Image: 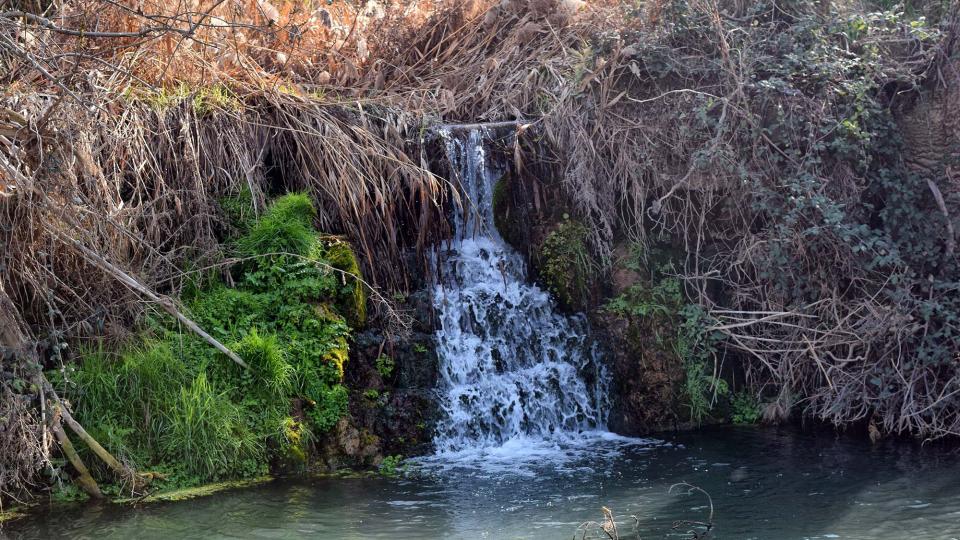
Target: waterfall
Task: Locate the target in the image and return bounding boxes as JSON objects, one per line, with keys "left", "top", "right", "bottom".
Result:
{"left": 430, "top": 127, "right": 609, "bottom": 456}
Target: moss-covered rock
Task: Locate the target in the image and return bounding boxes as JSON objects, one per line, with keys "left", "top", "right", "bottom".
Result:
{"left": 537, "top": 218, "right": 596, "bottom": 311}
{"left": 324, "top": 241, "right": 367, "bottom": 328}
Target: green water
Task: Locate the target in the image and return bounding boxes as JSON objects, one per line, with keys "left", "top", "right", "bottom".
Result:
{"left": 5, "top": 427, "right": 960, "bottom": 539}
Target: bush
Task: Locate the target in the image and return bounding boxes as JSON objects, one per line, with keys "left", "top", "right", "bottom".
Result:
{"left": 59, "top": 194, "right": 363, "bottom": 486}
{"left": 731, "top": 392, "right": 763, "bottom": 425}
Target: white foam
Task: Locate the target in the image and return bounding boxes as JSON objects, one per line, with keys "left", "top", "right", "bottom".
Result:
{"left": 430, "top": 128, "right": 612, "bottom": 460}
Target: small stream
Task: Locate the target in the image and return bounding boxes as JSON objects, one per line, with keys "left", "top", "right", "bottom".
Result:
{"left": 6, "top": 427, "right": 960, "bottom": 539}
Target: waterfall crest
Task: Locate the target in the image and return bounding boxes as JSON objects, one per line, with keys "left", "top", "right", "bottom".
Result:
{"left": 431, "top": 127, "right": 609, "bottom": 455}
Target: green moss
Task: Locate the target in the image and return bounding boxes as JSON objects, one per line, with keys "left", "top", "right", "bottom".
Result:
{"left": 324, "top": 241, "right": 367, "bottom": 328}
{"left": 122, "top": 476, "right": 272, "bottom": 503}
{"left": 538, "top": 218, "right": 596, "bottom": 310}
{"left": 0, "top": 507, "right": 27, "bottom": 523}
{"left": 492, "top": 176, "right": 510, "bottom": 237}
{"left": 58, "top": 194, "right": 358, "bottom": 490}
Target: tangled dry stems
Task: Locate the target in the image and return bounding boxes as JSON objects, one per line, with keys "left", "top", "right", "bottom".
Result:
{"left": 1, "top": 0, "right": 959, "bottom": 499}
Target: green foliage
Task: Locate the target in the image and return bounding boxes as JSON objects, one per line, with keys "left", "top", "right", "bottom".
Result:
{"left": 378, "top": 454, "right": 404, "bottom": 477}
{"left": 677, "top": 305, "right": 729, "bottom": 425}
{"left": 731, "top": 392, "right": 762, "bottom": 425}
{"left": 231, "top": 330, "right": 293, "bottom": 396}
{"left": 237, "top": 192, "right": 317, "bottom": 257}
{"left": 59, "top": 194, "right": 362, "bottom": 486}
{"left": 606, "top": 273, "right": 683, "bottom": 320}
{"left": 375, "top": 354, "right": 395, "bottom": 379}
{"left": 306, "top": 383, "right": 349, "bottom": 432}
{"left": 602, "top": 247, "right": 730, "bottom": 424}
{"left": 51, "top": 482, "right": 89, "bottom": 504}
{"left": 161, "top": 373, "right": 264, "bottom": 479}
{"left": 539, "top": 217, "right": 597, "bottom": 309}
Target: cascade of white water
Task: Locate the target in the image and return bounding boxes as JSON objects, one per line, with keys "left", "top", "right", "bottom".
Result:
{"left": 431, "top": 127, "right": 609, "bottom": 454}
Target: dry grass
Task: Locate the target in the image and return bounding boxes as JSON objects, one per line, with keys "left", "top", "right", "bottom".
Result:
{"left": 2, "top": 0, "right": 958, "bottom": 501}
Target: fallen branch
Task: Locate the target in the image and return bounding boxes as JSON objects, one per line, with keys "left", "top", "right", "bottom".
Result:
{"left": 49, "top": 407, "right": 102, "bottom": 499}
{"left": 57, "top": 234, "right": 249, "bottom": 370}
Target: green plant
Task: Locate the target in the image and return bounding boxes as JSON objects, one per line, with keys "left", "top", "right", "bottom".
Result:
{"left": 161, "top": 373, "right": 264, "bottom": 480}
{"left": 59, "top": 194, "right": 361, "bottom": 488}
{"left": 731, "top": 392, "right": 762, "bottom": 425}
{"left": 375, "top": 354, "right": 395, "bottom": 379}
{"left": 677, "top": 305, "right": 729, "bottom": 424}
{"left": 51, "top": 482, "right": 89, "bottom": 504}
{"left": 237, "top": 192, "right": 317, "bottom": 257}
{"left": 231, "top": 330, "right": 293, "bottom": 397}
{"left": 363, "top": 389, "right": 381, "bottom": 401}
{"left": 378, "top": 454, "right": 404, "bottom": 477}
{"left": 606, "top": 273, "right": 682, "bottom": 320}
{"left": 413, "top": 343, "right": 428, "bottom": 354}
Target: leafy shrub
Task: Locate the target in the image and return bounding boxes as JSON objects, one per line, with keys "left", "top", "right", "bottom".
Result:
{"left": 59, "top": 194, "right": 363, "bottom": 486}
{"left": 375, "top": 354, "right": 395, "bottom": 379}
{"left": 731, "top": 392, "right": 762, "bottom": 425}
{"left": 378, "top": 454, "right": 404, "bottom": 477}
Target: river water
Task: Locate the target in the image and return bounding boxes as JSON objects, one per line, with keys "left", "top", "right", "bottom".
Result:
{"left": 6, "top": 426, "right": 960, "bottom": 539}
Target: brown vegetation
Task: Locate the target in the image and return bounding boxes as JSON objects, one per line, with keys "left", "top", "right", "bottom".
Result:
{"left": 1, "top": 0, "right": 959, "bottom": 501}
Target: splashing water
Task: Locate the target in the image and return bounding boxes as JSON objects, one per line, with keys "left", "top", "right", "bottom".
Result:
{"left": 428, "top": 127, "right": 613, "bottom": 464}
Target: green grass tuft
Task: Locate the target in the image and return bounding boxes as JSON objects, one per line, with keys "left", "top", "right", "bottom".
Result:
{"left": 58, "top": 193, "right": 366, "bottom": 489}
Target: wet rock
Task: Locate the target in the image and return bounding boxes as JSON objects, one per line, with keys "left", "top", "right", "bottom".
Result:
{"left": 327, "top": 276, "right": 440, "bottom": 466}
{"left": 591, "top": 310, "right": 685, "bottom": 435}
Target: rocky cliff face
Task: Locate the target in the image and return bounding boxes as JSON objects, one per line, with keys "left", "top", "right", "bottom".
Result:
{"left": 317, "top": 267, "right": 440, "bottom": 469}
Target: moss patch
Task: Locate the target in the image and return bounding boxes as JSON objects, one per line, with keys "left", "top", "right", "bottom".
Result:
{"left": 117, "top": 476, "right": 272, "bottom": 504}
{"left": 0, "top": 507, "right": 27, "bottom": 524}
{"left": 538, "top": 218, "right": 596, "bottom": 310}
{"left": 325, "top": 241, "right": 367, "bottom": 328}
{"left": 54, "top": 194, "right": 365, "bottom": 491}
